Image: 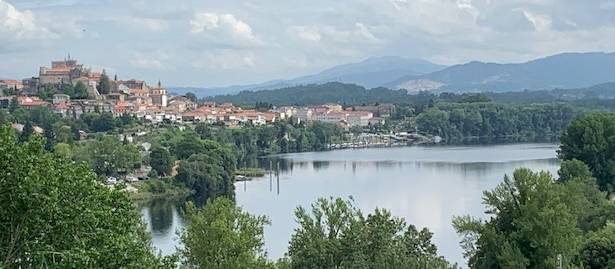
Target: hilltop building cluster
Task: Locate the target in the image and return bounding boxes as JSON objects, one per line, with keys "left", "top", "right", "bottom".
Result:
{"left": 0, "top": 57, "right": 394, "bottom": 127}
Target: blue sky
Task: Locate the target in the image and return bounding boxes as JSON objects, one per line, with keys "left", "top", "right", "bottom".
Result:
{"left": 2, "top": 0, "right": 615, "bottom": 87}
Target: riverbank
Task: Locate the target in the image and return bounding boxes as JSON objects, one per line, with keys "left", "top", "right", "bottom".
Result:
{"left": 130, "top": 179, "right": 193, "bottom": 202}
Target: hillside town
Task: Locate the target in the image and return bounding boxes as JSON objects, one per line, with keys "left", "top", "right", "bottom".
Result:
{"left": 0, "top": 57, "right": 393, "bottom": 128}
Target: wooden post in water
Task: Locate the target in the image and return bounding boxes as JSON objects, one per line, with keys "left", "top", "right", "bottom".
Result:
{"left": 269, "top": 160, "right": 273, "bottom": 192}
{"left": 244, "top": 160, "right": 247, "bottom": 192}
{"left": 276, "top": 161, "right": 280, "bottom": 195}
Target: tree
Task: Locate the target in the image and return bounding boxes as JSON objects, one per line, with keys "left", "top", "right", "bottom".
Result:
{"left": 453, "top": 169, "right": 582, "bottom": 269}
{"left": 179, "top": 198, "right": 273, "bottom": 269}
{"left": 72, "top": 81, "right": 89, "bottom": 99}
{"left": 97, "top": 72, "right": 111, "bottom": 94}
{"left": 72, "top": 136, "right": 142, "bottom": 176}
{"left": 558, "top": 159, "right": 594, "bottom": 183}
{"left": 8, "top": 96, "right": 19, "bottom": 112}
{"left": 19, "top": 121, "right": 33, "bottom": 143}
{"left": 580, "top": 223, "right": 615, "bottom": 269}
{"left": 0, "top": 125, "right": 174, "bottom": 268}
{"left": 176, "top": 153, "right": 235, "bottom": 201}
{"left": 287, "top": 197, "right": 454, "bottom": 269}
{"left": 185, "top": 92, "right": 197, "bottom": 103}
{"left": 558, "top": 160, "right": 615, "bottom": 233}
{"left": 171, "top": 133, "right": 206, "bottom": 160}
{"left": 560, "top": 113, "right": 615, "bottom": 191}
{"left": 150, "top": 146, "right": 173, "bottom": 176}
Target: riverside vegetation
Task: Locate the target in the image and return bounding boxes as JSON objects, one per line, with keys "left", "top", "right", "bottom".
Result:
{"left": 3, "top": 112, "right": 615, "bottom": 268}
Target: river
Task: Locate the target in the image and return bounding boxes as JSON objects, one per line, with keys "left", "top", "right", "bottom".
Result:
{"left": 141, "top": 143, "right": 560, "bottom": 266}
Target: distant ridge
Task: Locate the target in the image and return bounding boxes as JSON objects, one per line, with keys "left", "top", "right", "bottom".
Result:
{"left": 170, "top": 56, "right": 444, "bottom": 97}
{"left": 171, "top": 52, "right": 615, "bottom": 97}
{"left": 387, "top": 52, "right": 615, "bottom": 92}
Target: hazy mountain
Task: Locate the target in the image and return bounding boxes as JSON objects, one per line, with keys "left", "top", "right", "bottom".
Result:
{"left": 387, "top": 52, "right": 615, "bottom": 93}
{"left": 290, "top": 56, "right": 444, "bottom": 88}
{"left": 170, "top": 56, "right": 444, "bottom": 97}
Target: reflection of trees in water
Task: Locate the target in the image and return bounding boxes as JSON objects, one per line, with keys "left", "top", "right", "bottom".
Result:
{"left": 256, "top": 157, "right": 294, "bottom": 173}
{"left": 253, "top": 157, "right": 560, "bottom": 180}
{"left": 414, "top": 159, "right": 561, "bottom": 179}
{"left": 147, "top": 199, "right": 175, "bottom": 233}
{"left": 312, "top": 161, "right": 330, "bottom": 171}
{"left": 451, "top": 136, "right": 558, "bottom": 145}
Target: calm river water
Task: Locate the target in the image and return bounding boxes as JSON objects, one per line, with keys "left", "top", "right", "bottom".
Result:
{"left": 141, "top": 143, "right": 560, "bottom": 265}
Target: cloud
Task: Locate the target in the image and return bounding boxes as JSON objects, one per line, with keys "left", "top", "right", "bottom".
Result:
{"left": 107, "top": 16, "right": 169, "bottom": 32}
{"left": 0, "top": 0, "right": 55, "bottom": 40}
{"left": 192, "top": 50, "right": 255, "bottom": 70}
{"left": 130, "top": 51, "right": 172, "bottom": 70}
{"left": 290, "top": 23, "right": 379, "bottom": 44}
{"left": 190, "top": 12, "right": 263, "bottom": 47}
{"left": 5, "top": 0, "right": 615, "bottom": 86}
{"left": 520, "top": 10, "right": 552, "bottom": 32}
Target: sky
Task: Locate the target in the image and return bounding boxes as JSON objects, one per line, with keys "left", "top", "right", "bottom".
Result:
{"left": 2, "top": 0, "right": 615, "bottom": 87}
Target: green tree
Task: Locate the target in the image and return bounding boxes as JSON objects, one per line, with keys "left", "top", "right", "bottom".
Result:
{"left": 185, "top": 92, "right": 197, "bottom": 103}
{"left": 558, "top": 159, "right": 594, "bottom": 183}
{"left": 150, "top": 146, "right": 173, "bottom": 176}
{"left": 72, "top": 81, "right": 89, "bottom": 99}
{"left": 0, "top": 125, "right": 174, "bottom": 268}
{"left": 453, "top": 169, "right": 582, "bottom": 269}
{"left": 580, "top": 223, "right": 615, "bottom": 269}
{"left": 97, "top": 72, "right": 111, "bottom": 94}
{"left": 19, "top": 121, "right": 33, "bottom": 143}
{"left": 8, "top": 96, "right": 19, "bottom": 112}
{"left": 73, "top": 136, "right": 142, "bottom": 176}
{"left": 171, "top": 133, "right": 206, "bottom": 160}
{"left": 179, "top": 198, "right": 273, "bottom": 269}
{"left": 559, "top": 113, "right": 615, "bottom": 191}
{"left": 287, "top": 197, "right": 454, "bottom": 269}
{"left": 558, "top": 160, "right": 615, "bottom": 233}
{"left": 176, "top": 153, "right": 235, "bottom": 201}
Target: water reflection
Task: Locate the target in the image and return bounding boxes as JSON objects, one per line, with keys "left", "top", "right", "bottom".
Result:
{"left": 141, "top": 199, "right": 186, "bottom": 255}
{"left": 142, "top": 143, "right": 561, "bottom": 265}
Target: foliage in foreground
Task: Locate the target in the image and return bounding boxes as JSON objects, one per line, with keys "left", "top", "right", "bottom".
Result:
{"left": 560, "top": 113, "right": 615, "bottom": 191}
{"left": 454, "top": 164, "right": 615, "bottom": 269}
{"left": 0, "top": 125, "right": 173, "bottom": 268}
{"left": 179, "top": 198, "right": 274, "bottom": 269}
{"left": 286, "top": 197, "right": 455, "bottom": 269}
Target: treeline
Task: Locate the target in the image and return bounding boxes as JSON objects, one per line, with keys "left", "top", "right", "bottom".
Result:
{"left": 1, "top": 106, "right": 138, "bottom": 140}
{"left": 416, "top": 102, "right": 577, "bottom": 141}
{"left": 151, "top": 120, "right": 344, "bottom": 166}
{"left": 208, "top": 81, "right": 615, "bottom": 107}
{"left": 209, "top": 82, "right": 417, "bottom": 106}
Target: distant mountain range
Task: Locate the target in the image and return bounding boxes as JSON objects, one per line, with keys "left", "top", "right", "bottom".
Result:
{"left": 387, "top": 52, "right": 615, "bottom": 92}
{"left": 170, "top": 52, "right": 615, "bottom": 97}
{"left": 169, "top": 56, "right": 444, "bottom": 97}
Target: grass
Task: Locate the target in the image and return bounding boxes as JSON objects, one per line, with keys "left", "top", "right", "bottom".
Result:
{"left": 236, "top": 167, "right": 267, "bottom": 177}
{"left": 130, "top": 178, "right": 192, "bottom": 202}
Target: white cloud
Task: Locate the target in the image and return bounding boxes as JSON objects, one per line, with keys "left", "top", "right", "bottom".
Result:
{"left": 130, "top": 17, "right": 169, "bottom": 32}
{"left": 192, "top": 50, "right": 256, "bottom": 70}
{"left": 190, "top": 12, "right": 262, "bottom": 47}
{"left": 290, "top": 23, "right": 379, "bottom": 44}
{"left": 292, "top": 26, "right": 322, "bottom": 42}
{"left": 0, "top": 0, "right": 55, "bottom": 40}
{"left": 521, "top": 10, "right": 552, "bottom": 32}
{"left": 130, "top": 51, "right": 171, "bottom": 70}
